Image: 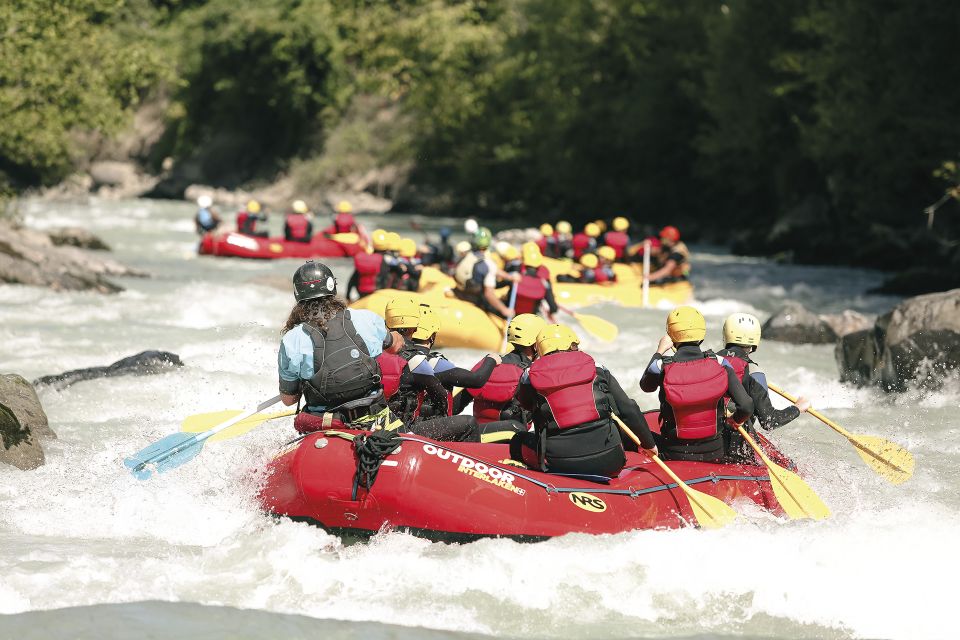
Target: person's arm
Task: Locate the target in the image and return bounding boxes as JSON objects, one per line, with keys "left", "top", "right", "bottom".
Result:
{"left": 434, "top": 354, "right": 500, "bottom": 389}
{"left": 604, "top": 369, "right": 656, "bottom": 451}
{"left": 485, "top": 286, "right": 513, "bottom": 316}
{"left": 639, "top": 337, "right": 672, "bottom": 392}
{"left": 746, "top": 370, "right": 804, "bottom": 430}
{"left": 277, "top": 331, "right": 308, "bottom": 406}
{"left": 346, "top": 271, "right": 359, "bottom": 300}
{"left": 723, "top": 365, "right": 753, "bottom": 424}
{"left": 543, "top": 280, "right": 559, "bottom": 314}
{"left": 647, "top": 259, "right": 677, "bottom": 282}
{"left": 413, "top": 372, "right": 450, "bottom": 412}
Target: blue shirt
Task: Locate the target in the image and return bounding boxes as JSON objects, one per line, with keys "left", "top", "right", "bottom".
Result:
{"left": 277, "top": 309, "right": 388, "bottom": 410}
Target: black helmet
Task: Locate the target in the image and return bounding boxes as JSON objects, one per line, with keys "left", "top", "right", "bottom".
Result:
{"left": 293, "top": 260, "right": 337, "bottom": 301}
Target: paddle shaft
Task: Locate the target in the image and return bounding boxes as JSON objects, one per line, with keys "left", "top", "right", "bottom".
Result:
{"left": 642, "top": 239, "right": 651, "bottom": 307}
{"left": 501, "top": 282, "right": 518, "bottom": 352}
{"left": 767, "top": 382, "right": 912, "bottom": 475}
{"left": 135, "top": 395, "right": 281, "bottom": 471}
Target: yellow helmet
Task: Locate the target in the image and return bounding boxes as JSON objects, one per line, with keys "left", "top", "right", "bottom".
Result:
{"left": 584, "top": 222, "right": 600, "bottom": 238}
{"left": 398, "top": 238, "right": 417, "bottom": 258}
{"left": 507, "top": 313, "right": 547, "bottom": 347}
{"left": 247, "top": 200, "right": 261, "bottom": 214}
{"left": 385, "top": 297, "right": 420, "bottom": 330}
{"left": 455, "top": 240, "right": 472, "bottom": 255}
{"left": 490, "top": 252, "right": 505, "bottom": 269}
{"left": 536, "top": 324, "right": 579, "bottom": 356}
{"left": 539, "top": 223, "right": 554, "bottom": 237}
{"left": 580, "top": 254, "right": 598, "bottom": 269}
{"left": 335, "top": 200, "right": 353, "bottom": 213}
{"left": 292, "top": 200, "right": 308, "bottom": 214}
{"left": 666, "top": 306, "right": 706, "bottom": 344}
{"left": 597, "top": 246, "right": 616, "bottom": 262}
{"left": 556, "top": 220, "right": 572, "bottom": 235}
{"left": 723, "top": 312, "right": 762, "bottom": 348}
{"left": 386, "top": 232, "right": 401, "bottom": 252}
{"left": 412, "top": 304, "right": 441, "bottom": 340}
{"left": 370, "top": 228, "right": 389, "bottom": 251}
{"left": 594, "top": 219, "right": 607, "bottom": 233}
{"left": 502, "top": 244, "right": 520, "bottom": 261}
{"left": 612, "top": 216, "right": 629, "bottom": 232}
{"left": 521, "top": 241, "right": 543, "bottom": 268}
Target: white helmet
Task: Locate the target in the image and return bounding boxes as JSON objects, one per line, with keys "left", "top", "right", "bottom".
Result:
{"left": 464, "top": 218, "right": 479, "bottom": 234}
{"left": 197, "top": 195, "right": 213, "bottom": 208}
{"left": 722, "top": 312, "right": 762, "bottom": 348}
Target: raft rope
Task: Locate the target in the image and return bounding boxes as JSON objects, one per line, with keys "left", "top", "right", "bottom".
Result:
{"left": 351, "top": 430, "right": 403, "bottom": 500}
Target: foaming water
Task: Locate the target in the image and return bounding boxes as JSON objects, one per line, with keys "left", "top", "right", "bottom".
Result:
{"left": 1, "top": 199, "right": 954, "bottom": 640}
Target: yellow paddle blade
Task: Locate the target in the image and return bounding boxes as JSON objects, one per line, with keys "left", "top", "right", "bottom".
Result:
{"left": 572, "top": 312, "right": 618, "bottom": 342}
{"left": 848, "top": 433, "right": 915, "bottom": 485}
{"left": 329, "top": 232, "right": 359, "bottom": 244}
{"left": 181, "top": 409, "right": 295, "bottom": 442}
{"left": 675, "top": 478, "right": 739, "bottom": 529}
{"left": 737, "top": 425, "right": 830, "bottom": 520}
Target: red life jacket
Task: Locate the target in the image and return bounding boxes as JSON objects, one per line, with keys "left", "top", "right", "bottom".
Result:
{"left": 571, "top": 233, "right": 591, "bottom": 258}
{"left": 236, "top": 212, "right": 250, "bottom": 234}
{"left": 353, "top": 252, "right": 384, "bottom": 295}
{"left": 376, "top": 351, "right": 406, "bottom": 399}
{"left": 594, "top": 266, "right": 610, "bottom": 283}
{"left": 335, "top": 213, "right": 355, "bottom": 233}
{"left": 286, "top": 213, "right": 310, "bottom": 240}
{"left": 527, "top": 351, "right": 604, "bottom": 429}
{"left": 514, "top": 270, "right": 547, "bottom": 314}
{"left": 725, "top": 353, "right": 749, "bottom": 383}
{"left": 604, "top": 231, "right": 629, "bottom": 259}
{"left": 661, "top": 354, "right": 729, "bottom": 440}
{"left": 471, "top": 361, "right": 524, "bottom": 424}
{"left": 535, "top": 236, "right": 548, "bottom": 254}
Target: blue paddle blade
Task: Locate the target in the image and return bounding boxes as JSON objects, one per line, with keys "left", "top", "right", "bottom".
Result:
{"left": 124, "top": 432, "right": 204, "bottom": 480}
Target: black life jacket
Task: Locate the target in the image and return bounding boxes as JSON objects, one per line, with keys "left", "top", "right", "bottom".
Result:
{"left": 300, "top": 310, "right": 382, "bottom": 408}
{"left": 390, "top": 344, "right": 429, "bottom": 422}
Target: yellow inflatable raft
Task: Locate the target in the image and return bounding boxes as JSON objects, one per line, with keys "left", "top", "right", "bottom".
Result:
{"left": 350, "top": 288, "right": 506, "bottom": 352}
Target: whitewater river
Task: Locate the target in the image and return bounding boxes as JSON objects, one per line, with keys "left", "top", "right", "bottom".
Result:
{"left": 1, "top": 199, "right": 955, "bottom": 639}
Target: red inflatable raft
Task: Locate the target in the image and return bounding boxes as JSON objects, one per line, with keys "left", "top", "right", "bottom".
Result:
{"left": 258, "top": 421, "right": 796, "bottom": 541}
{"left": 199, "top": 231, "right": 362, "bottom": 259}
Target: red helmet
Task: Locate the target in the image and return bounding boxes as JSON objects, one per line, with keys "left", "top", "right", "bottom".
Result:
{"left": 659, "top": 225, "right": 680, "bottom": 242}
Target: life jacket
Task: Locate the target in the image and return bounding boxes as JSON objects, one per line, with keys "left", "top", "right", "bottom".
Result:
{"left": 661, "top": 353, "right": 728, "bottom": 440}
{"left": 471, "top": 359, "right": 526, "bottom": 424}
{"left": 722, "top": 352, "right": 749, "bottom": 383}
{"left": 514, "top": 268, "right": 547, "bottom": 314}
{"left": 604, "top": 231, "right": 629, "bottom": 259}
{"left": 535, "top": 236, "right": 548, "bottom": 254}
{"left": 666, "top": 241, "right": 691, "bottom": 277}
{"left": 236, "top": 211, "right": 251, "bottom": 234}
{"left": 454, "top": 251, "right": 488, "bottom": 294}
{"left": 390, "top": 344, "right": 429, "bottom": 421}
{"left": 594, "top": 266, "right": 610, "bottom": 283}
{"left": 353, "top": 252, "right": 385, "bottom": 295}
{"left": 421, "top": 353, "right": 456, "bottom": 418}
{"left": 300, "top": 310, "right": 382, "bottom": 408}
{"left": 571, "top": 233, "right": 592, "bottom": 259}
{"left": 527, "top": 351, "right": 608, "bottom": 429}
{"left": 335, "top": 213, "right": 355, "bottom": 233}
{"left": 376, "top": 351, "right": 406, "bottom": 400}
{"left": 285, "top": 213, "right": 310, "bottom": 241}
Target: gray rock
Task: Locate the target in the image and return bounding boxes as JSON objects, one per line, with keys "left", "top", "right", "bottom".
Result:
{"left": 0, "top": 374, "right": 54, "bottom": 470}
{"left": 762, "top": 302, "right": 838, "bottom": 344}
{"left": 89, "top": 161, "right": 138, "bottom": 187}
{"left": 47, "top": 227, "right": 111, "bottom": 251}
{"left": 0, "top": 220, "right": 145, "bottom": 293}
{"left": 835, "top": 288, "right": 960, "bottom": 391}
{"left": 821, "top": 310, "right": 874, "bottom": 338}
{"left": 494, "top": 228, "right": 542, "bottom": 244}
{"left": 33, "top": 350, "right": 183, "bottom": 391}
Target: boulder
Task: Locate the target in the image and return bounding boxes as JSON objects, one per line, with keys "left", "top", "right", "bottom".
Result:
{"left": 33, "top": 350, "right": 183, "bottom": 391}
{"left": 0, "top": 374, "right": 54, "bottom": 470}
{"left": 47, "top": 227, "right": 111, "bottom": 251}
{"left": 0, "top": 220, "right": 145, "bottom": 293}
{"left": 835, "top": 288, "right": 960, "bottom": 391}
{"left": 89, "top": 161, "right": 138, "bottom": 187}
{"left": 762, "top": 302, "right": 838, "bottom": 344}
{"left": 820, "top": 310, "right": 875, "bottom": 338}
{"left": 495, "top": 228, "right": 542, "bottom": 245}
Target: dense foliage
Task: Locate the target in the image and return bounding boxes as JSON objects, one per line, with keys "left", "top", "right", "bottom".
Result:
{"left": 3, "top": 0, "right": 959, "bottom": 279}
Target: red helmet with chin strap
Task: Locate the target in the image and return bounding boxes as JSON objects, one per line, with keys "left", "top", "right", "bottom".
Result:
{"left": 659, "top": 226, "right": 680, "bottom": 243}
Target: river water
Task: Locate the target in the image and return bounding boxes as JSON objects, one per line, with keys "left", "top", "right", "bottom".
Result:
{"left": 0, "top": 199, "right": 955, "bottom": 639}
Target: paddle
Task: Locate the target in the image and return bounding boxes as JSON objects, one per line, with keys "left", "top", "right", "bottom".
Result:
{"left": 181, "top": 408, "right": 296, "bottom": 442}
{"left": 768, "top": 383, "right": 914, "bottom": 485}
{"left": 501, "top": 282, "right": 518, "bottom": 353}
{"left": 124, "top": 395, "right": 282, "bottom": 480}
{"left": 612, "top": 415, "right": 737, "bottom": 529}
{"left": 557, "top": 304, "right": 618, "bottom": 342}
{"left": 328, "top": 232, "right": 360, "bottom": 244}
{"left": 733, "top": 423, "right": 830, "bottom": 520}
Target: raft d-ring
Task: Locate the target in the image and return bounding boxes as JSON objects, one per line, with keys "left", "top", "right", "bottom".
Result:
{"left": 545, "top": 483, "right": 558, "bottom": 494}
{"left": 627, "top": 485, "right": 639, "bottom": 499}
{"left": 708, "top": 473, "right": 720, "bottom": 484}
{"left": 344, "top": 512, "right": 358, "bottom": 521}
{"left": 314, "top": 438, "right": 328, "bottom": 449}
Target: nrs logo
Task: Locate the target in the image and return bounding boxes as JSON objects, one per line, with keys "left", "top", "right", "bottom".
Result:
{"left": 569, "top": 492, "right": 607, "bottom": 513}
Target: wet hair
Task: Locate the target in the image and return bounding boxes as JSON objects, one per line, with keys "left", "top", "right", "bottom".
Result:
{"left": 281, "top": 296, "right": 347, "bottom": 334}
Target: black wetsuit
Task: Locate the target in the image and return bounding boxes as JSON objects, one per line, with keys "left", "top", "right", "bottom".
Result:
{"left": 639, "top": 344, "right": 754, "bottom": 462}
